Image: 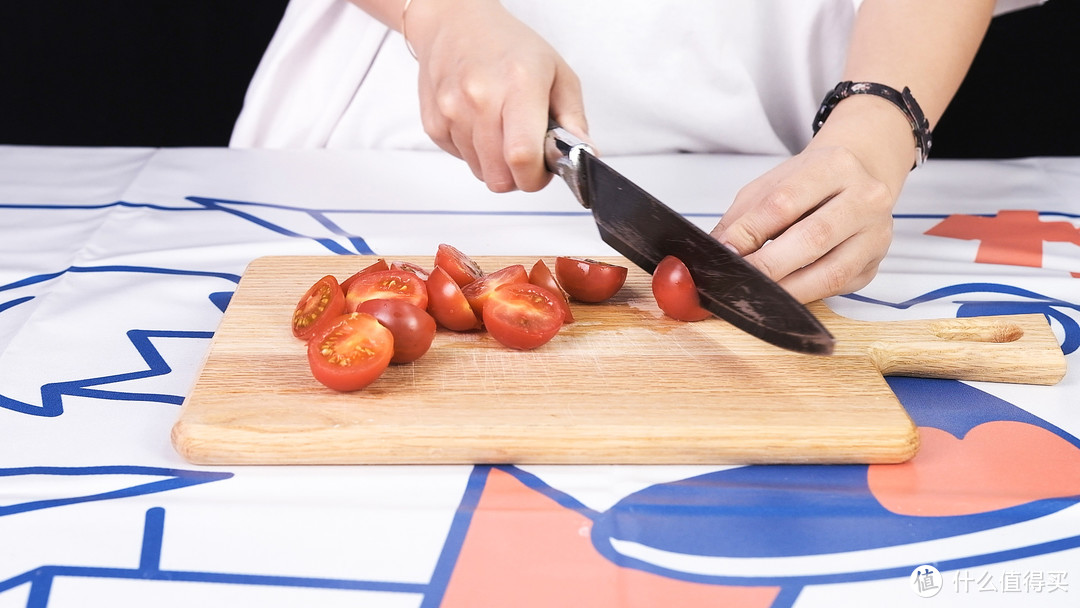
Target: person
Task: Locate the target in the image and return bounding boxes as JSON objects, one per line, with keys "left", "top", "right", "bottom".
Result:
{"left": 231, "top": 0, "right": 1042, "bottom": 303}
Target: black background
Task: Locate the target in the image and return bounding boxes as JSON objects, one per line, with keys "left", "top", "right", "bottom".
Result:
{"left": 1, "top": 0, "right": 1076, "bottom": 157}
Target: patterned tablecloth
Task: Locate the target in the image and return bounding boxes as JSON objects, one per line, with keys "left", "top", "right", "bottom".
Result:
{"left": 1, "top": 145, "right": 1077, "bottom": 607}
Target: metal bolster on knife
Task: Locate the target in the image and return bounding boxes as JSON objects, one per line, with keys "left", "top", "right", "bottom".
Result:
{"left": 544, "top": 123, "right": 593, "bottom": 209}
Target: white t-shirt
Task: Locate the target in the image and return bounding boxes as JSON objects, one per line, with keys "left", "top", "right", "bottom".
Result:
{"left": 231, "top": 0, "right": 1042, "bottom": 156}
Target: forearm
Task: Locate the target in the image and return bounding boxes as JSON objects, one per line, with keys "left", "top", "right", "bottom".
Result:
{"left": 809, "top": 0, "right": 995, "bottom": 189}
{"left": 346, "top": 0, "right": 407, "bottom": 31}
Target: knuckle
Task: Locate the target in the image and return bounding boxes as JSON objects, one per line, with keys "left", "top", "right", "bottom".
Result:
{"left": 799, "top": 218, "right": 835, "bottom": 252}
{"left": 819, "top": 259, "right": 855, "bottom": 296}
{"left": 757, "top": 185, "right": 802, "bottom": 219}
{"left": 504, "top": 140, "right": 535, "bottom": 168}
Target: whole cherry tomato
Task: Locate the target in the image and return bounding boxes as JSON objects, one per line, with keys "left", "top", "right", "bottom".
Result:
{"left": 307, "top": 312, "right": 394, "bottom": 391}
{"left": 651, "top": 255, "right": 711, "bottom": 322}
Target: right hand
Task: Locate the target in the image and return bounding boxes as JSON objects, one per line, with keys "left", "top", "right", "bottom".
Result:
{"left": 405, "top": 0, "right": 590, "bottom": 192}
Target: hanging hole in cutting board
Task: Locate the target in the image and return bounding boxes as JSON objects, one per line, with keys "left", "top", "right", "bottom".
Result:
{"left": 927, "top": 319, "right": 1024, "bottom": 343}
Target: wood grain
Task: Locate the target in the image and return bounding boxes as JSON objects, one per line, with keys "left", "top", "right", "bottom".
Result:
{"left": 172, "top": 256, "right": 1066, "bottom": 466}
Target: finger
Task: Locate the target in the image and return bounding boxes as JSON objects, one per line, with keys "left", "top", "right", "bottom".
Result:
{"left": 548, "top": 63, "right": 591, "bottom": 149}
{"left": 718, "top": 177, "right": 840, "bottom": 258}
{"left": 472, "top": 114, "right": 517, "bottom": 193}
{"left": 773, "top": 236, "right": 884, "bottom": 304}
{"left": 418, "top": 74, "right": 461, "bottom": 159}
{"left": 500, "top": 68, "right": 558, "bottom": 192}
{"left": 447, "top": 121, "right": 484, "bottom": 182}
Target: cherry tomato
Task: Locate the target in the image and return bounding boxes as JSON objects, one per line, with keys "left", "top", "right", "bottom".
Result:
{"left": 355, "top": 299, "right": 437, "bottom": 363}
{"left": 434, "top": 243, "right": 484, "bottom": 287}
{"left": 461, "top": 264, "right": 529, "bottom": 323}
{"left": 482, "top": 283, "right": 564, "bottom": 350}
{"left": 426, "top": 266, "right": 481, "bottom": 331}
{"left": 345, "top": 269, "right": 429, "bottom": 312}
{"left": 652, "top": 255, "right": 712, "bottom": 322}
{"left": 340, "top": 258, "right": 389, "bottom": 294}
{"left": 390, "top": 260, "right": 431, "bottom": 281}
{"left": 528, "top": 259, "right": 574, "bottom": 323}
{"left": 554, "top": 257, "right": 628, "bottom": 303}
{"left": 291, "top": 275, "right": 346, "bottom": 341}
{"left": 307, "top": 313, "right": 394, "bottom": 391}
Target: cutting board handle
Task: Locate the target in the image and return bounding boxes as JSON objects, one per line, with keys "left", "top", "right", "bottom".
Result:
{"left": 863, "top": 313, "right": 1066, "bottom": 384}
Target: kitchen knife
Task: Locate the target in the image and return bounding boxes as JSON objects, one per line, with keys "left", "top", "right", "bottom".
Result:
{"left": 544, "top": 123, "right": 835, "bottom": 355}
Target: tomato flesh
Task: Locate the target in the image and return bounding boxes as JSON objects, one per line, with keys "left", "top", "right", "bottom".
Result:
{"left": 340, "top": 258, "right": 389, "bottom": 294}
{"left": 292, "top": 275, "right": 346, "bottom": 340}
{"left": 307, "top": 313, "right": 394, "bottom": 391}
{"left": 426, "top": 266, "right": 481, "bottom": 331}
{"left": 355, "top": 299, "right": 437, "bottom": 363}
{"left": 652, "top": 255, "right": 712, "bottom": 322}
{"left": 483, "top": 283, "right": 564, "bottom": 350}
{"left": 345, "top": 269, "right": 429, "bottom": 312}
{"left": 528, "top": 259, "right": 573, "bottom": 323}
{"left": 434, "top": 243, "right": 484, "bottom": 287}
{"left": 554, "top": 257, "right": 627, "bottom": 303}
{"left": 390, "top": 260, "right": 431, "bottom": 281}
{"left": 461, "top": 264, "right": 529, "bottom": 323}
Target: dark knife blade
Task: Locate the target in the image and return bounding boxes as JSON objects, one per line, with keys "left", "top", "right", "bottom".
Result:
{"left": 544, "top": 125, "right": 835, "bottom": 355}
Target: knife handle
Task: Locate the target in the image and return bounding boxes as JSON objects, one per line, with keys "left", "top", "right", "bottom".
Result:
{"left": 544, "top": 120, "right": 594, "bottom": 209}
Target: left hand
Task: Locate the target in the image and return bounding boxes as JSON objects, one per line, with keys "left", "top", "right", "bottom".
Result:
{"left": 709, "top": 144, "right": 898, "bottom": 304}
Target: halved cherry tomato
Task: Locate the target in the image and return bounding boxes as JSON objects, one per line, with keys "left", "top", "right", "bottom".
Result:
{"left": 483, "top": 283, "right": 564, "bottom": 350}
{"left": 426, "top": 266, "right": 481, "bottom": 331}
{"left": 554, "top": 257, "right": 628, "bottom": 303}
{"left": 355, "top": 299, "right": 437, "bottom": 363}
{"left": 391, "top": 260, "right": 431, "bottom": 282}
{"left": 461, "top": 264, "right": 529, "bottom": 323}
{"left": 340, "top": 258, "right": 389, "bottom": 294}
{"left": 652, "top": 255, "right": 712, "bottom": 322}
{"left": 292, "top": 275, "right": 346, "bottom": 340}
{"left": 345, "top": 269, "right": 429, "bottom": 312}
{"left": 307, "top": 312, "right": 394, "bottom": 391}
{"left": 528, "top": 259, "right": 574, "bottom": 323}
{"left": 434, "top": 243, "right": 484, "bottom": 287}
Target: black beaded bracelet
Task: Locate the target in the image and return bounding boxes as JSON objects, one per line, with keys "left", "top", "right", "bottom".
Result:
{"left": 812, "top": 81, "right": 932, "bottom": 169}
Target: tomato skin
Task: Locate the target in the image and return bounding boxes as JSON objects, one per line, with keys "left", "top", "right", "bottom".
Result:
{"left": 426, "top": 266, "right": 481, "bottom": 331}
{"left": 390, "top": 260, "right": 431, "bottom": 282}
{"left": 345, "top": 269, "right": 429, "bottom": 312}
{"left": 554, "top": 257, "right": 628, "bottom": 303}
{"left": 307, "top": 313, "right": 394, "bottom": 391}
{"left": 482, "top": 283, "right": 564, "bottom": 350}
{"left": 292, "top": 275, "right": 346, "bottom": 340}
{"left": 355, "top": 299, "right": 437, "bottom": 363}
{"left": 528, "top": 259, "right": 574, "bottom": 323}
{"left": 461, "top": 264, "right": 529, "bottom": 323}
{"left": 434, "top": 243, "right": 484, "bottom": 287}
{"left": 652, "top": 255, "right": 712, "bottom": 322}
{"left": 340, "top": 258, "right": 389, "bottom": 294}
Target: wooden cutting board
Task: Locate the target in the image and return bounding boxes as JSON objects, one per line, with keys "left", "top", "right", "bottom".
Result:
{"left": 172, "top": 255, "right": 1066, "bottom": 465}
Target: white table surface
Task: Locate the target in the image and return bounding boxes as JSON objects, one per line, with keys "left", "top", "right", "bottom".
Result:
{"left": 1, "top": 145, "right": 1078, "bottom": 607}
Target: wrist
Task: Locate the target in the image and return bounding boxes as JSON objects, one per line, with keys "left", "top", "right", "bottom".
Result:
{"left": 806, "top": 95, "right": 915, "bottom": 193}
{"left": 403, "top": 0, "right": 500, "bottom": 59}
{"left": 813, "top": 81, "right": 931, "bottom": 169}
